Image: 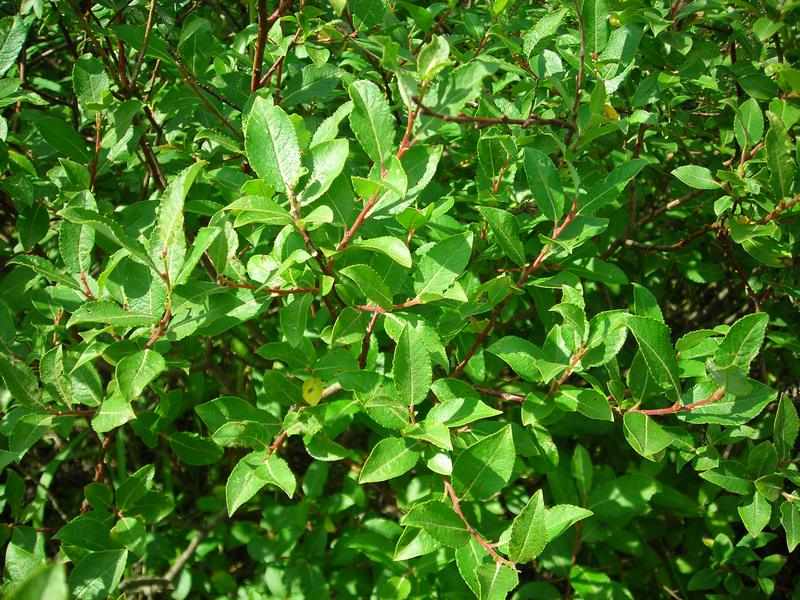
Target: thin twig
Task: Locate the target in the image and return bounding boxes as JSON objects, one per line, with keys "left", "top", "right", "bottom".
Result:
{"left": 757, "top": 194, "right": 799, "bottom": 225}
{"left": 444, "top": 480, "right": 515, "bottom": 567}
{"left": 169, "top": 48, "right": 241, "bottom": 137}
{"left": 451, "top": 197, "right": 579, "bottom": 377}
{"left": 628, "top": 388, "right": 725, "bottom": 416}
{"left": 414, "top": 99, "right": 572, "bottom": 130}
{"left": 473, "top": 386, "right": 525, "bottom": 403}
{"left": 131, "top": 0, "right": 156, "bottom": 83}
{"left": 251, "top": 0, "right": 294, "bottom": 92}
{"left": 163, "top": 508, "right": 226, "bottom": 582}
{"left": 358, "top": 311, "right": 380, "bottom": 368}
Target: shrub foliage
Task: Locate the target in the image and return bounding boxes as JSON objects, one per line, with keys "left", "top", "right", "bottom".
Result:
{"left": 0, "top": 0, "right": 799, "bottom": 598}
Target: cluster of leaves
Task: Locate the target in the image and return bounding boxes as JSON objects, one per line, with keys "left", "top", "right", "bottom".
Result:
{"left": 0, "top": 0, "right": 799, "bottom": 598}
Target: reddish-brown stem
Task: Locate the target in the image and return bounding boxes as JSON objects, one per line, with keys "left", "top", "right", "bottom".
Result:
{"left": 564, "top": 0, "right": 586, "bottom": 148}
{"left": 258, "top": 27, "right": 302, "bottom": 88}
{"left": 629, "top": 388, "right": 725, "bottom": 416}
{"left": 414, "top": 100, "right": 572, "bottom": 130}
{"left": 285, "top": 189, "right": 342, "bottom": 312}
{"left": 93, "top": 434, "right": 112, "bottom": 483}
{"left": 337, "top": 190, "right": 381, "bottom": 252}
{"left": 80, "top": 271, "right": 96, "bottom": 300}
{"left": 170, "top": 48, "right": 240, "bottom": 137}
{"left": 358, "top": 311, "right": 380, "bottom": 369}
{"left": 131, "top": 0, "right": 156, "bottom": 83}
{"left": 472, "top": 35, "right": 490, "bottom": 59}
{"left": 46, "top": 407, "right": 97, "bottom": 417}
{"left": 336, "top": 87, "right": 426, "bottom": 254}
{"left": 549, "top": 346, "right": 588, "bottom": 395}
{"left": 268, "top": 430, "right": 288, "bottom": 455}
{"left": 720, "top": 235, "right": 760, "bottom": 311}
{"left": 251, "top": 0, "right": 268, "bottom": 92}
{"left": 89, "top": 110, "right": 102, "bottom": 189}
{"left": 473, "top": 386, "right": 525, "bottom": 403}
{"left": 356, "top": 298, "right": 423, "bottom": 314}
{"left": 252, "top": 0, "right": 295, "bottom": 92}
{"left": 451, "top": 198, "right": 579, "bottom": 378}
{"left": 145, "top": 302, "right": 172, "bottom": 349}
{"left": 444, "top": 480, "right": 515, "bottom": 567}
{"left": 414, "top": 0, "right": 462, "bottom": 52}
{"left": 219, "top": 279, "right": 319, "bottom": 296}
{"left": 758, "top": 194, "right": 799, "bottom": 225}
{"left": 138, "top": 137, "right": 167, "bottom": 190}
{"left": 624, "top": 222, "right": 719, "bottom": 252}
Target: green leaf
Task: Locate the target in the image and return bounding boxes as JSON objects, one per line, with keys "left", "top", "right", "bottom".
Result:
{"left": 245, "top": 97, "right": 302, "bottom": 193}
{"left": 392, "top": 325, "right": 432, "bottom": 417}
{"left": 110, "top": 517, "right": 146, "bottom": 556}
{"left": 452, "top": 425, "right": 515, "bottom": 500}
{"left": 68, "top": 549, "right": 127, "bottom": 600}
{"left": 679, "top": 380, "right": 775, "bottom": 426}
{"left": 734, "top": 98, "right": 764, "bottom": 149}
{"left": 169, "top": 432, "right": 224, "bottom": 466}
{"left": 3, "top": 562, "right": 68, "bottom": 600}
{"left": 348, "top": 80, "right": 395, "bottom": 166}
{"left": 555, "top": 388, "right": 614, "bottom": 421}
{"left": 699, "top": 461, "right": 753, "bottom": 495}
{"left": 92, "top": 393, "right": 136, "bottom": 434}
{"left": 116, "top": 465, "right": 155, "bottom": 511}
{"left": 55, "top": 513, "right": 117, "bottom": 552}
{"left": 0, "top": 353, "right": 41, "bottom": 406}
{"left": 780, "top": 501, "right": 800, "bottom": 552}
{"left": 258, "top": 453, "right": 296, "bottom": 498}
{"left": 413, "top": 232, "right": 472, "bottom": 298}
{"left": 713, "top": 313, "right": 768, "bottom": 371}
{"left": 571, "top": 444, "right": 593, "bottom": 497}
{"left": 623, "top": 412, "right": 674, "bottom": 459}
{"left": 340, "top": 264, "right": 393, "bottom": 310}
{"left": 632, "top": 283, "right": 663, "bottom": 321}
{"left": 509, "top": 489, "right": 546, "bottom": 562}
{"left": 36, "top": 117, "right": 91, "bottom": 163}
{"left": 579, "top": 159, "right": 646, "bottom": 215}
{"left": 299, "top": 139, "right": 349, "bottom": 204}
{"left": 625, "top": 315, "right": 681, "bottom": 399}
{"left": 417, "top": 35, "right": 450, "bottom": 82}
{"left": 671, "top": 165, "right": 719, "bottom": 189}
{"left": 225, "top": 196, "right": 293, "bottom": 227}
{"left": 477, "top": 207, "right": 525, "bottom": 266}
{"left": 8, "top": 255, "right": 81, "bottom": 290}
{"left": 359, "top": 437, "right": 422, "bottom": 483}
{"left": 738, "top": 492, "right": 771, "bottom": 537}
{"left": 59, "top": 192, "right": 97, "bottom": 274}
{"left": 523, "top": 148, "right": 564, "bottom": 220}
{"left": 115, "top": 350, "right": 165, "bottom": 402}
{"left": 72, "top": 55, "right": 110, "bottom": 110}
{"left": 488, "top": 336, "right": 546, "bottom": 383}
{"left": 0, "top": 16, "right": 29, "bottom": 77}
{"left": 350, "top": 236, "right": 412, "bottom": 268}
{"left": 279, "top": 294, "right": 313, "bottom": 347}
{"left": 774, "top": 394, "right": 799, "bottom": 461}
{"left": 545, "top": 505, "right": 593, "bottom": 542}
{"left": 765, "top": 110, "right": 794, "bottom": 199}
{"left": 476, "top": 562, "right": 519, "bottom": 600}
{"left": 330, "top": 306, "right": 370, "bottom": 345}
{"left": 524, "top": 8, "right": 568, "bottom": 56}
{"left": 156, "top": 162, "right": 204, "bottom": 284}
{"left": 66, "top": 301, "right": 157, "bottom": 328}
{"left": 59, "top": 207, "right": 159, "bottom": 272}
{"left": 226, "top": 451, "right": 270, "bottom": 515}
{"left": 400, "top": 500, "right": 470, "bottom": 548}
{"left": 426, "top": 396, "right": 501, "bottom": 427}
{"left": 583, "top": 0, "right": 609, "bottom": 54}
